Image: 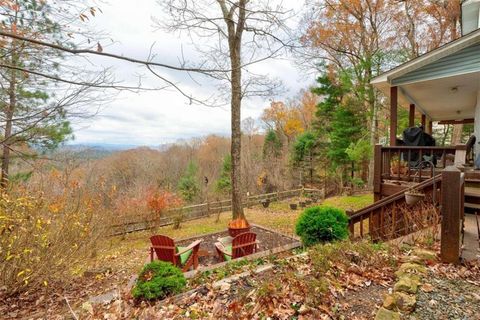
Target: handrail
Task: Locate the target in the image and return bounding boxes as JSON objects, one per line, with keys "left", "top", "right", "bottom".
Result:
{"left": 381, "top": 145, "right": 466, "bottom": 150}
{"left": 350, "top": 174, "right": 442, "bottom": 220}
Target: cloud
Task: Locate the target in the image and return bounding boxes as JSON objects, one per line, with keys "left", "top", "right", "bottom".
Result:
{"left": 70, "top": 0, "right": 314, "bottom": 146}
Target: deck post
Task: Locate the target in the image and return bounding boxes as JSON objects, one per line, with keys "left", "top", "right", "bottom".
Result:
{"left": 427, "top": 120, "right": 433, "bottom": 134}
{"left": 373, "top": 144, "right": 382, "bottom": 202}
{"left": 390, "top": 86, "right": 398, "bottom": 146}
{"left": 440, "top": 166, "right": 463, "bottom": 263}
{"left": 409, "top": 104, "right": 415, "bottom": 127}
{"left": 421, "top": 114, "right": 426, "bottom": 128}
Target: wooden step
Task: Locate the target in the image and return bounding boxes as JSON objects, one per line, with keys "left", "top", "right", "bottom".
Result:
{"left": 465, "top": 202, "right": 480, "bottom": 210}
{"left": 464, "top": 187, "right": 480, "bottom": 198}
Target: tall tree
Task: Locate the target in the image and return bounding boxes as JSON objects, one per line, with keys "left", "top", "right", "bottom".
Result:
{"left": 159, "top": 0, "right": 290, "bottom": 219}
{"left": 0, "top": 1, "right": 107, "bottom": 188}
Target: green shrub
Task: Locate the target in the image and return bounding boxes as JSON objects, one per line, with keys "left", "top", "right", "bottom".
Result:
{"left": 295, "top": 206, "right": 349, "bottom": 246}
{"left": 132, "top": 261, "right": 186, "bottom": 300}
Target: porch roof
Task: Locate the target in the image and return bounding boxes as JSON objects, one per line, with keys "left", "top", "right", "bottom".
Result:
{"left": 371, "top": 29, "right": 480, "bottom": 121}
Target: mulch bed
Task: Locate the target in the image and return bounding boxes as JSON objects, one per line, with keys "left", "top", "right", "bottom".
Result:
{"left": 176, "top": 225, "right": 298, "bottom": 266}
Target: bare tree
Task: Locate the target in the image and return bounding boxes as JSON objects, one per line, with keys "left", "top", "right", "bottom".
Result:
{"left": 157, "top": 0, "right": 292, "bottom": 219}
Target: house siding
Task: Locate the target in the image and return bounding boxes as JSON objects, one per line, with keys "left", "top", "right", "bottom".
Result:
{"left": 392, "top": 43, "right": 480, "bottom": 86}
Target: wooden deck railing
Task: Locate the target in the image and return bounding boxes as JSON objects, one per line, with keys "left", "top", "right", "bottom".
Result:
{"left": 373, "top": 144, "right": 466, "bottom": 199}
{"left": 349, "top": 175, "right": 441, "bottom": 240}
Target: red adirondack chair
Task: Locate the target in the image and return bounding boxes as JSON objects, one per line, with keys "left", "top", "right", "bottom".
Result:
{"left": 149, "top": 235, "right": 202, "bottom": 272}
{"left": 214, "top": 232, "right": 258, "bottom": 262}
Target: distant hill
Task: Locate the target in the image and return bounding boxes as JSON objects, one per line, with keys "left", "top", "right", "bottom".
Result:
{"left": 59, "top": 143, "right": 175, "bottom": 159}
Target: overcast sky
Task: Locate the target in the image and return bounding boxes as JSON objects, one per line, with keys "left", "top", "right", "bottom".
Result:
{"left": 70, "top": 0, "right": 313, "bottom": 146}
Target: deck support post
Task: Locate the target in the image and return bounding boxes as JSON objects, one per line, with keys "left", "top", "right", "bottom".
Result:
{"left": 427, "top": 120, "right": 433, "bottom": 134}
{"left": 409, "top": 104, "right": 415, "bottom": 127}
{"left": 421, "top": 114, "right": 426, "bottom": 128}
{"left": 390, "top": 86, "right": 398, "bottom": 146}
{"left": 440, "top": 166, "right": 463, "bottom": 264}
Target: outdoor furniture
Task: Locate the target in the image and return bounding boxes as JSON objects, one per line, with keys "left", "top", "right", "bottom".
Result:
{"left": 149, "top": 235, "right": 202, "bottom": 272}
{"left": 214, "top": 232, "right": 258, "bottom": 262}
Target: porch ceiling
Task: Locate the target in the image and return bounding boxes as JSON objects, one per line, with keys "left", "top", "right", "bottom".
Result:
{"left": 398, "top": 71, "right": 480, "bottom": 121}
{"left": 372, "top": 28, "right": 480, "bottom": 121}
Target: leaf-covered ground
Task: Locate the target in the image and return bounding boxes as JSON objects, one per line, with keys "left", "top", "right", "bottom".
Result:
{"left": 82, "top": 240, "right": 398, "bottom": 319}
{"left": 1, "top": 194, "right": 375, "bottom": 318}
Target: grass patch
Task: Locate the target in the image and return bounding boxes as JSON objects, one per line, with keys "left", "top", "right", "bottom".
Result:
{"left": 323, "top": 193, "right": 373, "bottom": 211}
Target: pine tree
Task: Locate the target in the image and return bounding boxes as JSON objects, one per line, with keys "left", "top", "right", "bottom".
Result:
{"left": 215, "top": 155, "right": 232, "bottom": 194}
{"left": 178, "top": 161, "right": 200, "bottom": 202}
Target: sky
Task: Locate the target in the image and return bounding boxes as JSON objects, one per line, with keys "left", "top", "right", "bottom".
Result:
{"left": 69, "top": 0, "right": 314, "bottom": 147}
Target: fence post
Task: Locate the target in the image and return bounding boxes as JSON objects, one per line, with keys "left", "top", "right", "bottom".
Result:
{"left": 440, "top": 166, "right": 462, "bottom": 263}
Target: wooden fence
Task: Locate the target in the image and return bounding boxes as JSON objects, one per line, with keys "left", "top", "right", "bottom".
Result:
{"left": 110, "top": 188, "right": 324, "bottom": 235}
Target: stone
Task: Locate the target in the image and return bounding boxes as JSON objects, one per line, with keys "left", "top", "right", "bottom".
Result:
{"left": 394, "top": 276, "right": 418, "bottom": 294}
{"left": 412, "top": 248, "right": 437, "bottom": 261}
{"left": 397, "top": 263, "right": 427, "bottom": 275}
{"left": 393, "top": 292, "right": 416, "bottom": 313}
{"left": 375, "top": 307, "right": 400, "bottom": 320}
{"left": 254, "top": 264, "right": 274, "bottom": 274}
{"left": 383, "top": 295, "right": 396, "bottom": 310}
{"left": 89, "top": 290, "right": 120, "bottom": 304}
{"left": 394, "top": 270, "right": 421, "bottom": 283}
{"left": 220, "top": 283, "right": 231, "bottom": 292}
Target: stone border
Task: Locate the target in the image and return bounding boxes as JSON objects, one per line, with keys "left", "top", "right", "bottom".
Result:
{"left": 375, "top": 248, "right": 437, "bottom": 320}
{"left": 157, "top": 251, "right": 309, "bottom": 307}
{"left": 183, "top": 240, "right": 301, "bottom": 278}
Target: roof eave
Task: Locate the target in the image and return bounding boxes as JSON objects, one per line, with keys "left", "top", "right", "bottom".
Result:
{"left": 370, "top": 28, "right": 480, "bottom": 87}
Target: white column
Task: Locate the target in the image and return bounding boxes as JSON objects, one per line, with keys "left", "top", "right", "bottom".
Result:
{"left": 474, "top": 90, "right": 480, "bottom": 157}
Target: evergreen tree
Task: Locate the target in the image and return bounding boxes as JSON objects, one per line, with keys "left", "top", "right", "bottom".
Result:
{"left": 215, "top": 155, "right": 232, "bottom": 194}
{"left": 0, "top": 1, "right": 99, "bottom": 188}
{"left": 262, "top": 129, "right": 282, "bottom": 159}
{"left": 292, "top": 131, "right": 317, "bottom": 164}
{"left": 178, "top": 161, "right": 200, "bottom": 202}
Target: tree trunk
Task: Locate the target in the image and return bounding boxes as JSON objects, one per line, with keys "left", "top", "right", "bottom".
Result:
{"left": 1, "top": 41, "right": 17, "bottom": 190}
{"left": 228, "top": 1, "right": 246, "bottom": 220}
{"left": 1, "top": 93, "right": 14, "bottom": 189}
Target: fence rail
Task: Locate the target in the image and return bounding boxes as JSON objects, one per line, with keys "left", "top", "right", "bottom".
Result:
{"left": 110, "top": 188, "right": 324, "bottom": 235}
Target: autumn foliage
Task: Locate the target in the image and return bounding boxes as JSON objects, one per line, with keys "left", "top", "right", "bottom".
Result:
{"left": 146, "top": 188, "right": 183, "bottom": 216}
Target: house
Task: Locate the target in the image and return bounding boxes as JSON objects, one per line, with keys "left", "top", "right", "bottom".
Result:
{"left": 348, "top": 0, "right": 480, "bottom": 263}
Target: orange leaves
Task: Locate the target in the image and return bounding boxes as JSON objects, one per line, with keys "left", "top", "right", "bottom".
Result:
{"left": 146, "top": 188, "right": 183, "bottom": 215}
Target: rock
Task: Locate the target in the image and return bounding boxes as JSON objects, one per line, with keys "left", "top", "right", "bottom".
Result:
{"left": 254, "top": 264, "right": 274, "bottom": 274}
{"left": 397, "top": 263, "right": 427, "bottom": 275}
{"left": 82, "top": 302, "right": 94, "bottom": 315}
{"left": 375, "top": 307, "right": 400, "bottom": 320}
{"left": 394, "top": 276, "right": 419, "bottom": 294}
{"left": 395, "top": 270, "right": 421, "bottom": 283}
{"left": 383, "top": 295, "right": 396, "bottom": 310}
{"left": 298, "top": 304, "right": 310, "bottom": 315}
{"left": 412, "top": 248, "right": 437, "bottom": 261}
{"left": 220, "top": 283, "right": 231, "bottom": 292}
{"left": 393, "top": 292, "right": 416, "bottom": 313}
{"left": 89, "top": 290, "right": 120, "bottom": 305}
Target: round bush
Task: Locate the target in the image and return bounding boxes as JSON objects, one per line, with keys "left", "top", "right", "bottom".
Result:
{"left": 295, "top": 206, "right": 349, "bottom": 246}
{"left": 132, "top": 261, "right": 186, "bottom": 300}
